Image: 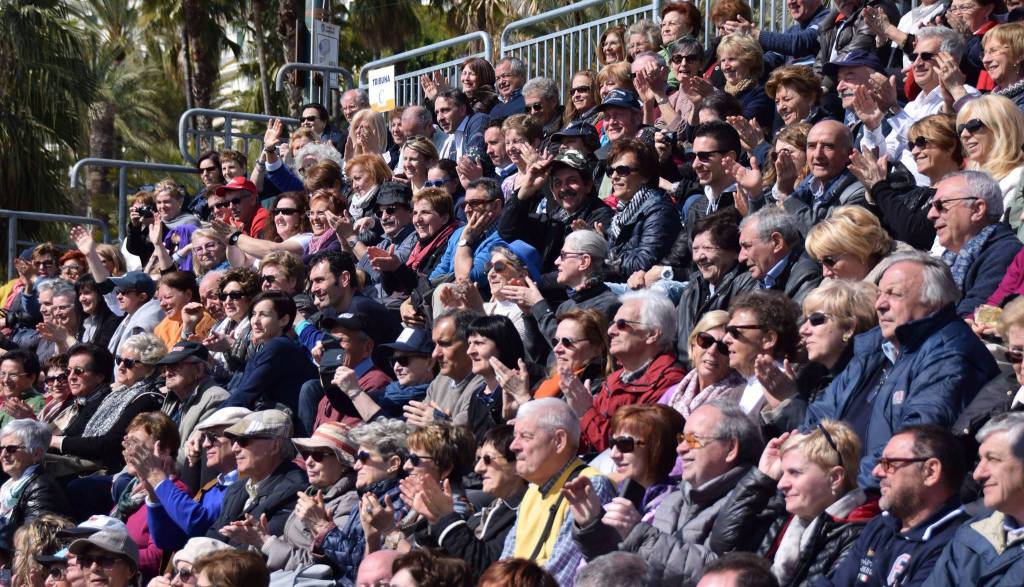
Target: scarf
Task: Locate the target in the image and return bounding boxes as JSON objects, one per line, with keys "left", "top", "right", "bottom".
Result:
{"left": 308, "top": 228, "right": 338, "bottom": 255}
{"left": 725, "top": 78, "right": 755, "bottom": 96}
{"left": 996, "top": 78, "right": 1024, "bottom": 102}
{"left": 608, "top": 185, "right": 659, "bottom": 242}
{"left": 0, "top": 470, "right": 33, "bottom": 517}
{"left": 406, "top": 222, "right": 459, "bottom": 271}
{"left": 350, "top": 185, "right": 379, "bottom": 220}
{"left": 112, "top": 476, "right": 146, "bottom": 521}
{"left": 82, "top": 375, "right": 160, "bottom": 437}
{"left": 941, "top": 223, "right": 998, "bottom": 288}
{"left": 662, "top": 370, "right": 746, "bottom": 419}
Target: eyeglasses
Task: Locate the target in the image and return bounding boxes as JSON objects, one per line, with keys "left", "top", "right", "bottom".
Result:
{"left": 273, "top": 207, "right": 300, "bottom": 216}
{"left": 909, "top": 51, "right": 935, "bottom": 62}
{"left": 957, "top": 118, "right": 986, "bottom": 135}
{"left": 677, "top": 431, "right": 723, "bottom": 449}
{"left": 570, "top": 86, "right": 591, "bottom": 94}
{"left": 671, "top": 54, "right": 702, "bottom": 64}
{"left": 949, "top": 2, "right": 979, "bottom": 13}
{"left": 464, "top": 198, "right": 496, "bottom": 209}
{"left": 376, "top": 205, "right": 399, "bottom": 217}
{"left": 476, "top": 454, "right": 502, "bottom": 466}
{"left": 260, "top": 275, "right": 276, "bottom": 285}
{"left": 173, "top": 566, "right": 194, "bottom": 582}
{"left": 609, "top": 436, "right": 646, "bottom": 453}
{"left": 817, "top": 423, "right": 846, "bottom": 470}
{"left": 76, "top": 554, "right": 123, "bottom": 569}
{"left": 424, "top": 179, "right": 450, "bottom": 188}
{"left": 300, "top": 116, "right": 320, "bottom": 123}
{"left": 930, "top": 196, "right": 978, "bottom": 213}
{"left": 0, "top": 445, "right": 24, "bottom": 455}
{"left": 686, "top": 150, "right": 727, "bottom": 163}
{"left": 557, "top": 251, "right": 586, "bottom": 261}
{"left": 115, "top": 356, "right": 139, "bottom": 369}
{"left": 694, "top": 332, "right": 729, "bottom": 355}
{"left": 552, "top": 336, "right": 585, "bottom": 348}
{"left": 45, "top": 374, "right": 68, "bottom": 386}
{"left": 114, "top": 288, "right": 136, "bottom": 297}
{"left": 66, "top": 366, "right": 91, "bottom": 377}
{"left": 407, "top": 453, "right": 436, "bottom": 467}
{"left": 606, "top": 165, "right": 641, "bottom": 177}
{"left": 1005, "top": 349, "right": 1024, "bottom": 364}
{"left": 613, "top": 318, "right": 648, "bottom": 330}
{"left": 876, "top": 456, "right": 933, "bottom": 474}
{"left": 820, "top": 255, "right": 840, "bottom": 268}
{"left": 0, "top": 371, "right": 25, "bottom": 381}
{"left": 217, "top": 291, "right": 246, "bottom": 301}
{"left": 524, "top": 103, "right": 546, "bottom": 113}
{"left": 213, "top": 197, "right": 244, "bottom": 209}
{"left": 200, "top": 432, "right": 228, "bottom": 446}
{"left": 485, "top": 260, "right": 510, "bottom": 273}
{"left": 299, "top": 449, "right": 335, "bottom": 463}
{"left": 724, "top": 324, "right": 762, "bottom": 339}
{"left": 908, "top": 136, "right": 932, "bottom": 150}
{"left": 33, "top": 260, "right": 55, "bottom": 268}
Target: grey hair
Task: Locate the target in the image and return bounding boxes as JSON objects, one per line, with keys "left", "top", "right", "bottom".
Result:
{"left": 516, "top": 398, "right": 581, "bottom": 449}
{"left": 295, "top": 142, "right": 343, "bottom": 169}
{"left": 669, "top": 37, "right": 704, "bottom": 60}
{"left": 632, "top": 51, "right": 667, "bottom": 68}
{"left": 575, "top": 552, "right": 655, "bottom": 587}
{"left": 402, "top": 105, "right": 433, "bottom": 135}
{"left": 119, "top": 333, "right": 168, "bottom": 365}
{"left": 871, "top": 250, "right": 959, "bottom": 310}
{"left": 496, "top": 56, "right": 527, "bottom": 78}
{"left": 350, "top": 418, "right": 412, "bottom": 457}
{"left": 740, "top": 207, "right": 802, "bottom": 247}
{"left": 705, "top": 399, "right": 765, "bottom": 466}
{"left": 977, "top": 412, "right": 1024, "bottom": 460}
{"left": 523, "top": 77, "right": 560, "bottom": 102}
{"left": 618, "top": 289, "right": 677, "bottom": 350}
{"left": 37, "top": 278, "right": 76, "bottom": 301}
{"left": 0, "top": 419, "right": 52, "bottom": 454}
{"left": 564, "top": 230, "right": 608, "bottom": 273}
{"left": 625, "top": 20, "right": 660, "bottom": 48}
{"left": 342, "top": 88, "right": 370, "bottom": 108}
{"left": 917, "top": 26, "right": 966, "bottom": 61}
{"left": 199, "top": 270, "right": 224, "bottom": 292}
{"left": 939, "top": 169, "right": 1004, "bottom": 220}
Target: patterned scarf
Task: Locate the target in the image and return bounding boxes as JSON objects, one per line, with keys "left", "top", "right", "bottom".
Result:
{"left": 406, "top": 221, "right": 459, "bottom": 272}
{"left": 83, "top": 375, "right": 161, "bottom": 437}
{"left": 0, "top": 471, "right": 33, "bottom": 517}
{"left": 662, "top": 370, "right": 746, "bottom": 419}
{"left": 308, "top": 228, "right": 337, "bottom": 255}
{"left": 996, "top": 78, "right": 1024, "bottom": 102}
{"left": 941, "top": 223, "right": 999, "bottom": 288}
{"left": 112, "top": 476, "right": 146, "bottom": 521}
{"left": 608, "top": 186, "right": 658, "bottom": 242}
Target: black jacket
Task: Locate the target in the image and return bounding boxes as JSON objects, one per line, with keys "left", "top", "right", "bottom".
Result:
{"left": 530, "top": 283, "right": 621, "bottom": 352}
{"left": 871, "top": 180, "right": 935, "bottom": 251}
{"left": 764, "top": 247, "right": 822, "bottom": 305}
{"left": 424, "top": 488, "right": 525, "bottom": 579}
{"left": 0, "top": 467, "right": 71, "bottom": 543}
{"left": 674, "top": 263, "right": 757, "bottom": 363}
{"left": 606, "top": 188, "right": 682, "bottom": 282}
{"left": 207, "top": 460, "right": 308, "bottom": 547}
{"left": 80, "top": 312, "right": 123, "bottom": 349}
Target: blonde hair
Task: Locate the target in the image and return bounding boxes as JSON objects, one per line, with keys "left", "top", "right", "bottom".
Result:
{"left": 802, "top": 280, "right": 879, "bottom": 335}
{"left": 349, "top": 108, "right": 388, "bottom": 155}
{"left": 957, "top": 94, "right": 1024, "bottom": 180}
{"left": 998, "top": 295, "right": 1024, "bottom": 338}
{"left": 687, "top": 309, "right": 730, "bottom": 351}
{"left": 597, "top": 62, "right": 632, "bottom": 90}
{"left": 13, "top": 514, "right": 75, "bottom": 587}
{"left": 983, "top": 23, "right": 1024, "bottom": 75}
{"left": 191, "top": 227, "right": 227, "bottom": 247}
{"left": 402, "top": 135, "right": 440, "bottom": 162}
{"left": 805, "top": 205, "right": 893, "bottom": 268}
{"left": 96, "top": 243, "right": 127, "bottom": 275}
{"left": 780, "top": 419, "right": 861, "bottom": 493}
{"left": 716, "top": 33, "right": 764, "bottom": 81}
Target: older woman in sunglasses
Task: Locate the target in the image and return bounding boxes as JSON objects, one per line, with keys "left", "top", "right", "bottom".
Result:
{"left": 710, "top": 420, "right": 874, "bottom": 586}
{"left": 804, "top": 206, "right": 894, "bottom": 282}
{"left": 533, "top": 308, "right": 611, "bottom": 401}
{"left": 607, "top": 404, "right": 684, "bottom": 522}
{"left": 212, "top": 192, "right": 313, "bottom": 265}
{"left": 203, "top": 268, "right": 259, "bottom": 384}
{"left": 660, "top": 310, "right": 744, "bottom": 418}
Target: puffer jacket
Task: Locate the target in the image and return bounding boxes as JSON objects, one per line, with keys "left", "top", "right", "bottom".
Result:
{"left": 675, "top": 263, "right": 757, "bottom": 363}
{"left": 805, "top": 304, "right": 999, "bottom": 488}
{"left": 574, "top": 466, "right": 758, "bottom": 586}
{"left": 709, "top": 469, "right": 879, "bottom": 587}
{"left": 579, "top": 353, "right": 686, "bottom": 453}
{"left": 606, "top": 187, "right": 682, "bottom": 282}
{"left": 781, "top": 171, "right": 870, "bottom": 237}
{"left": 206, "top": 461, "right": 308, "bottom": 547}
{"left": 262, "top": 473, "right": 359, "bottom": 571}
{"left": 926, "top": 510, "right": 1024, "bottom": 586}
{"left": 0, "top": 466, "right": 71, "bottom": 544}
{"left": 814, "top": 1, "right": 900, "bottom": 80}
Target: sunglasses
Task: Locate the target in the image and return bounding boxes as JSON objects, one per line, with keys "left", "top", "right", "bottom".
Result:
{"left": 1005, "top": 349, "right": 1024, "bottom": 364}
{"left": 66, "top": 366, "right": 91, "bottom": 377}
{"left": 909, "top": 51, "right": 935, "bottom": 62}
{"left": 173, "top": 567, "right": 194, "bottom": 582}
{"left": 821, "top": 255, "right": 839, "bottom": 268}
{"left": 670, "top": 53, "right": 702, "bottom": 64}
{"left": 200, "top": 432, "right": 227, "bottom": 445}
{"left": 393, "top": 354, "right": 425, "bottom": 367}
{"left": 199, "top": 166, "right": 218, "bottom": 174}
{"left": 694, "top": 332, "right": 729, "bottom": 355}
{"left": 525, "top": 103, "right": 546, "bottom": 113}
{"left": 115, "top": 356, "right": 142, "bottom": 369}
{"left": 485, "top": 260, "right": 510, "bottom": 273}
{"left": 273, "top": 207, "right": 300, "bottom": 216}
{"left": 376, "top": 205, "right": 399, "bottom": 217}
{"left": 213, "top": 197, "right": 244, "bottom": 209}
{"left": 551, "top": 336, "right": 584, "bottom": 348}
{"left": 0, "top": 445, "right": 24, "bottom": 455}
{"left": 613, "top": 318, "right": 647, "bottom": 330}
{"left": 45, "top": 374, "right": 68, "bottom": 385}
{"left": 957, "top": 118, "right": 986, "bottom": 135}
{"left": 806, "top": 311, "right": 831, "bottom": 327}
{"left": 356, "top": 450, "right": 373, "bottom": 464}
{"left": 908, "top": 136, "right": 931, "bottom": 150}
{"left": 464, "top": 198, "right": 496, "bottom": 209}
{"left": 217, "top": 291, "right": 246, "bottom": 301}
{"left": 114, "top": 288, "right": 136, "bottom": 297}
{"left": 606, "top": 165, "right": 640, "bottom": 177}
{"left": 685, "top": 150, "right": 727, "bottom": 163}
{"left": 724, "top": 324, "right": 763, "bottom": 339}
{"left": 676, "top": 431, "right": 721, "bottom": 449}
{"left": 930, "top": 196, "right": 978, "bottom": 213}
{"left": 301, "top": 116, "right": 320, "bottom": 123}
{"left": 76, "top": 554, "right": 123, "bottom": 569}
{"left": 260, "top": 274, "right": 276, "bottom": 285}
{"left": 231, "top": 436, "right": 262, "bottom": 448}
{"left": 476, "top": 454, "right": 501, "bottom": 466}
{"left": 300, "top": 449, "right": 334, "bottom": 463}
{"left": 609, "top": 436, "right": 645, "bottom": 453}
{"left": 407, "top": 453, "right": 436, "bottom": 467}
{"left": 570, "top": 86, "right": 591, "bottom": 94}
{"left": 46, "top": 567, "right": 67, "bottom": 580}
{"left": 424, "top": 179, "right": 450, "bottom": 188}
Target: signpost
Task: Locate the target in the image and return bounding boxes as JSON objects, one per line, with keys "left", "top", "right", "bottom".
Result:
{"left": 368, "top": 65, "right": 397, "bottom": 113}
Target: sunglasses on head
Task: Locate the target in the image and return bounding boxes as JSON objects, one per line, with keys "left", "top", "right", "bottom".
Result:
{"left": 114, "top": 356, "right": 139, "bottom": 369}
{"left": 609, "top": 436, "right": 645, "bottom": 453}
{"left": 908, "top": 136, "right": 931, "bottom": 150}
{"left": 407, "top": 453, "right": 435, "bottom": 467}
{"left": 806, "top": 311, "right": 831, "bottom": 327}
{"left": 957, "top": 118, "right": 986, "bottom": 135}
{"left": 694, "top": 332, "right": 728, "bottom": 355}
{"left": 606, "top": 165, "right": 640, "bottom": 177}
{"left": 213, "top": 197, "right": 244, "bottom": 209}
{"left": 273, "top": 207, "right": 300, "bottom": 216}
{"left": 217, "top": 291, "right": 246, "bottom": 301}
{"left": 910, "top": 51, "right": 935, "bottom": 62}
{"left": 300, "top": 449, "right": 334, "bottom": 463}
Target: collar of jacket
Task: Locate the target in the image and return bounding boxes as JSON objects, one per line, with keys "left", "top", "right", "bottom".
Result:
{"left": 969, "top": 510, "right": 1021, "bottom": 554}
{"left": 608, "top": 353, "right": 683, "bottom": 391}
{"left": 569, "top": 282, "right": 611, "bottom": 304}
{"left": 891, "top": 303, "right": 960, "bottom": 353}
{"left": 826, "top": 488, "right": 878, "bottom": 523}
{"left": 879, "top": 496, "right": 965, "bottom": 541}
{"left": 311, "top": 471, "right": 357, "bottom": 501}
{"left": 360, "top": 476, "right": 401, "bottom": 499}
{"left": 681, "top": 465, "right": 750, "bottom": 506}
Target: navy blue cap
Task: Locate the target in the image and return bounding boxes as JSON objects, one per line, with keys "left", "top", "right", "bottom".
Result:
{"left": 321, "top": 312, "right": 370, "bottom": 337}
{"left": 108, "top": 271, "right": 156, "bottom": 297}
{"left": 823, "top": 50, "right": 884, "bottom": 79}
{"left": 380, "top": 327, "right": 435, "bottom": 355}
{"left": 553, "top": 120, "right": 601, "bottom": 153}
{"left": 595, "top": 89, "right": 643, "bottom": 112}
{"left": 157, "top": 341, "right": 209, "bottom": 365}
{"left": 505, "top": 240, "right": 543, "bottom": 282}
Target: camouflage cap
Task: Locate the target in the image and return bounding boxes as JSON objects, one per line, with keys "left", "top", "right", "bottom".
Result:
{"left": 550, "top": 148, "right": 593, "bottom": 175}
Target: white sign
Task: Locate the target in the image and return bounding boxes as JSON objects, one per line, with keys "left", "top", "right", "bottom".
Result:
{"left": 312, "top": 19, "right": 340, "bottom": 89}
{"left": 368, "top": 65, "right": 396, "bottom": 113}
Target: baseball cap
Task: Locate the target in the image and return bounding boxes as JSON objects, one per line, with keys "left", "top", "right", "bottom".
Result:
{"left": 223, "top": 409, "right": 292, "bottom": 440}
{"left": 595, "top": 89, "right": 643, "bottom": 112}
{"left": 195, "top": 407, "right": 253, "bottom": 432}
{"left": 552, "top": 121, "right": 601, "bottom": 153}
{"left": 380, "top": 327, "right": 435, "bottom": 355}
{"left": 172, "top": 537, "right": 232, "bottom": 566}
{"left": 505, "top": 240, "right": 543, "bottom": 282}
{"left": 35, "top": 548, "right": 69, "bottom": 565}
{"left": 549, "top": 148, "right": 595, "bottom": 175}
{"left": 293, "top": 421, "right": 358, "bottom": 465}
{"left": 375, "top": 181, "right": 413, "bottom": 207}
{"left": 213, "top": 176, "right": 258, "bottom": 198}
{"left": 823, "top": 50, "right": 885, "bottom": 79}
{"left": 108, "top": 272, "right": 156, "bottom": 298}
{"left": 157, "top": 341, "right": 209, "bottom": 365}
{"left": 57, "top": 515, "right": 128, "bottom": 539}
{"left": 68, "top": 529, "right": 139, "bottom": 569}
{"left": 320, "top": 312, "right": 369, "bottom": 336}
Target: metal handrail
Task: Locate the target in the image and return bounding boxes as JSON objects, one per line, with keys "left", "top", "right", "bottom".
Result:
{"left": 178, "top": 108, "right": 301, "bottom": 165}
{"left": 1, "top": 210, "right": 109, "bottom": 279}
{"left": 358, "top": 32, "right": 493, "bottom": 107}
{"left": 275, "top": 62, "right": 356, "bottom": 93}
{"left": 69, "top": 158, "right": 199, "bottom": 237}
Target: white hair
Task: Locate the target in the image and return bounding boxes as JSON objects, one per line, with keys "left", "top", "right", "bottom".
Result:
{"left": 872, "top": 250, "right": 959, "bottom": 310}
{"left": 977, "top": 412, "right": 1024, "bottom": 461}
{"left": 939, "top": 169, "right": 1004, "bottom": 220}
{"left": 516, "top": 398, "right": 580, "bottom": 448}
{"left": 618, "top": 289, "right": 677, "bottom": 350}
{"left": 295, "top": 142, "right": 343, "bottom": 169}
{"left": 0, "top": 419, "right": 51, "bottom": 454}
{"left": 120, "top": 333, "right": 168, "bottom": 365}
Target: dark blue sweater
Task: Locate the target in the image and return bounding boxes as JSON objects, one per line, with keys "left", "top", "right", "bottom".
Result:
{"left": 224, "top": 336, "right": 317, "bottom": 415}
{"left": 760, "top": 5, "right": 831, "bottom": 70}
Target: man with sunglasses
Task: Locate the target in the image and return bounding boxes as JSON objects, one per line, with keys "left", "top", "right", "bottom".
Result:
{"left": 522, "top": 77, "right": 563, "bottom": 140}
{"left": 427, "top": 179, "right": 508, "bottom": 290}
{"left": 147, "top": 407, "right": 248, "bottom": 550}
{"left": 67, "top": 527, "right": 139, "bottom": 587}
{"left": 105, "top": 272, "right": 164, "bottom": 355}
{"left": 354, "top": 182, "right": 417, "bottom": 295}
{"left": 334, "top": 327, "right": 434, "bottom": 422}
{"left": 927, "top": 170, "right": 1021, "bottom": 317}
{"left": 208, "top": 176, "right": 269, "bottom": 239}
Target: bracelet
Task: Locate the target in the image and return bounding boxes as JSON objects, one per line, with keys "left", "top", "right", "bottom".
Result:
{"left": 228, "top": 231, "right": 243, "bottom": 246}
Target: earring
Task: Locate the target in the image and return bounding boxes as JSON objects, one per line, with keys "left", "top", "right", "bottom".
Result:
{"left": 842, "top": 334, "right": 850, "bottom": 342}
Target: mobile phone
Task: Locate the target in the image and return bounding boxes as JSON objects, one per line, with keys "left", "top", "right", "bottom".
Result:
{"left": 619, "top": 478, "right": 646, "bottom": 512}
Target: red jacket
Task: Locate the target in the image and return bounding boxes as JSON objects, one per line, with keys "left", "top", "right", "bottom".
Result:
{"left": 580, "top": 353, "right": 686, "bottom": 453}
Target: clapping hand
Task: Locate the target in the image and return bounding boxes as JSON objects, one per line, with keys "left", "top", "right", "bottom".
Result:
{"left": 852, "top": 85, "right": 884, "bottom": 131}
{"left": 848, "top": 148, "right": 888, "bottom": 195}
{"left": 726, "top": 116, "right": 765, "bottom": 152}
{"left": 500, "top": 275, "right": 545, "bottom": 310}
{"left": 369, "top": 244, "right": 402, "bottom": 273}
{"left": 754, "top": 354, "right": 797, "bottom": 407}
{"left": 220, "top": 513, "right": 271, "bottom": 548}
{"left": 325, "top": 209, "right": 355, "bottom": 240}
{"left": 560, "top": 368, "right": 593, "bottom": 417}
{"left": 402, "top": 474, "right": 455, "bottom": 524}
{"left": 404, "top": 399, "right": 447, "bottom": 427}
{"left": 722, "top": 155, "right": 762, "bottom": 203}
{"left": 2, "top": 397, "right": 35, "bottom": 420}
{"left": 295, "top": 491, "right": 334, "bottom": 535}
{"left": 492, "top": 357, "right": 531, "bottom": 417}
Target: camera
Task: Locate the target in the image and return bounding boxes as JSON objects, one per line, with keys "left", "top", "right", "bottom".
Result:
{"left": 137, "top": 205, "right": 155, "bottom": 219}
{"left": 662, "top": 131, "right": 678, "bottom": 148}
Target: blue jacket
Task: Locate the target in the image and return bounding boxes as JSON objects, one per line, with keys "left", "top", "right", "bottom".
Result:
{"left": 367, "top": 381, "right": 429, "bottom": 420}
{"left": 926, "top": 510, "right": 1024, "bottom": 587}
{"left": 264, "top": 161, "right": 305, "bottom": 194}
{"left": 735, "top": 84, "right": 775, "bottom": 133}
{"left": 760, "top": 5, "right": 830, "bottom": 69}
{"left": 489, "top": 91, "right": 525, "bottom": 121}
{"left": 821, "top": 499, "right": 968, "bottom": 587}
{"left": 318, "top": 478, "right": 405, "bottom": 587}
{"left": 805, "top": 304, "right": 998, "bottom": 487}
{"left": 224, "top": 336, "right": 317, "bottom": 415}
{"left": 147, "top": 471, "right": 237, "bottom": 550}
{"left": 953, "top": 222, "right": 1022, "bottom": 317}
{"left": 429, "top": 225, "right": 507, "bottom": 288}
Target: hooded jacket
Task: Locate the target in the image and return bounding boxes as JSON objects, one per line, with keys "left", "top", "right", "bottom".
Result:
{"left": 926, "top": 510, "right": 1024, "bottom": 586}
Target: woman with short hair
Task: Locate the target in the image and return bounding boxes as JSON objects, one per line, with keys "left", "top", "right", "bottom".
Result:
{"left": 500, "top": 114, "right": 544, "bottom": 200}
{"left": 804, "top": 206, "right": 894, "bottom": 281}
{"left": 0, "top": 419, "right": 71, "bottom": 544}
{"left": 153, "top": 271, "right": 215, "bottom": 350}
{"left": 660, "top": 310, "right": 745, "bottom": 417}
{"left": 344, "top": 153, "right": 393, "bottom": 221}
{"left": 534, "top": 308, "right": 611, "bottom": 400}
{"left": 983, "top": 23, "right": 1024, "bottom": 107}
{"left": 765, "top": 66, "right": 827, "bottom": 129}
{"left": 401, "top": 137, "right": 441, "bottom": 193}
{"left": 625, "top": 20, "right": 661, "bottom": 61}
{"left": 607, "top": 404, "right": 684, "bottom": 521}
{"left": 715, "top": 33, "right": 773, "bottom": 131}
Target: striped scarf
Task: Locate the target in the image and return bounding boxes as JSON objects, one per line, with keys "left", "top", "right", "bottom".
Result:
{"left": 608, "top": 186, "right": 658, "bottom": 242}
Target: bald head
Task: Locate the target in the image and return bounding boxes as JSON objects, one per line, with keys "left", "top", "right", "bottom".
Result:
{"left": 807, "top": 120, "right": 853, "bottom": 180}
{"left": 356, "top": 549, "right": 400, "bottom": 586}
{"left": 401, "top": 105, "right": 433, "bottom": 138}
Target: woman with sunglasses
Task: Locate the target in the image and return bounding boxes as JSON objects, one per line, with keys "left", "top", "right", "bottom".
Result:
{"left": 426, "top": 160, "right": 468, "bottom": 222}
{"left": 0, "top": 419, "right": 71, "bottom": 547}
{"left": 203, "top": 268, "right": 258, "bottom": 385}
{"left": 804, "top": 206, "right": 894, "bottom": 282}
{"left": 564, "top": 71, "right": 600, "bottom": 128}
{"left": 957, "top": 95, "right": 1024, "bottom": 235}
{"left": 607, "top": 404, "right": 684, "bottom": 522}
{"left": 154, "top": 272, "right": 215, "bottom": 351}
{"left": 319, "top": 418, "right": 410, "bottom": 584}
{"left": 398, "top": 422, "right": 476, "bottom": 524}
{"left": 533, "top": 308, "right": 610, "bottom": 401}
{"left": 401, "top": 137, "right": 440, "bottom": 193}
{"left": 660, "top": 311, "right": 745, "bottom": 418}
{"left": 648, "top": 38, "right": 705, "bottom": 133}
{"left": 710, "top": 420, "right": 875, "bottom": 587}
{"left": 154, "top": 537, "right": 232, "bottom": 587}
{"left": 212, "top": 193, "right": 313, "bottom": 266}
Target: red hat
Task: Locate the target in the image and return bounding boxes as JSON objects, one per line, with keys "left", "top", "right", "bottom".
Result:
{"left": 213, "top": 176, "right": 258, "bottom": 198}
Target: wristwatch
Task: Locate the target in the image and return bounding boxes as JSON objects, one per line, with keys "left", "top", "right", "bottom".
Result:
{"left": 660, "top": 267, "right": 674, "bottom": 282}
{"left": 227, "top": 230, "right": 242, "bottom": 246}
{"left": 263, "top": 144, "right": 277, "bottom": 154}
{"left": 457, "top": 238, "right": 471, "bottom": 248}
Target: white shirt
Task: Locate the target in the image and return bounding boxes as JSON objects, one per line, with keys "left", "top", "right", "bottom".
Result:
{"left": 704, "top": 183, "right": 737, "bottom": 214}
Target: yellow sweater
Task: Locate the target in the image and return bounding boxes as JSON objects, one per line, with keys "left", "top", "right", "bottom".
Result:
{"left": 513, "top": 458, "right": 600, "bottom": 565}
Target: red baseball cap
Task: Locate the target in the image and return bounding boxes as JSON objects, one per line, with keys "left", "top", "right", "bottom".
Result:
{"left": 213, "top": 176, "right": 258, "bottom": 198}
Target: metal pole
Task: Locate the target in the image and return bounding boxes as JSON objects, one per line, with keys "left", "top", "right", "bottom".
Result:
{"left": 6, "top": 218, "right": 16, "bottom": 280}
{"left": 118, "top": 167, "right": 129, "bottom": 238}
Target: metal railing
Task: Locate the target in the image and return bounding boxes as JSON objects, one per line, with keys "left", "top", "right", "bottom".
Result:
{"left": 69, "top": 158, "right": 199, "bottom": 237}
{"left": 1, "top": 210, "right": 109, "bottom": 279}
{"left": 500, "top": 0, "right": 660, "bottom": 101}
{"left": 358, "top": 32, "right": 493, "bottom": 107}
{"left": 275, "top": 62, "right": 356, "bottom": 111}
{"left": 178, "top": 108, "right": 301, "bottom": 165}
